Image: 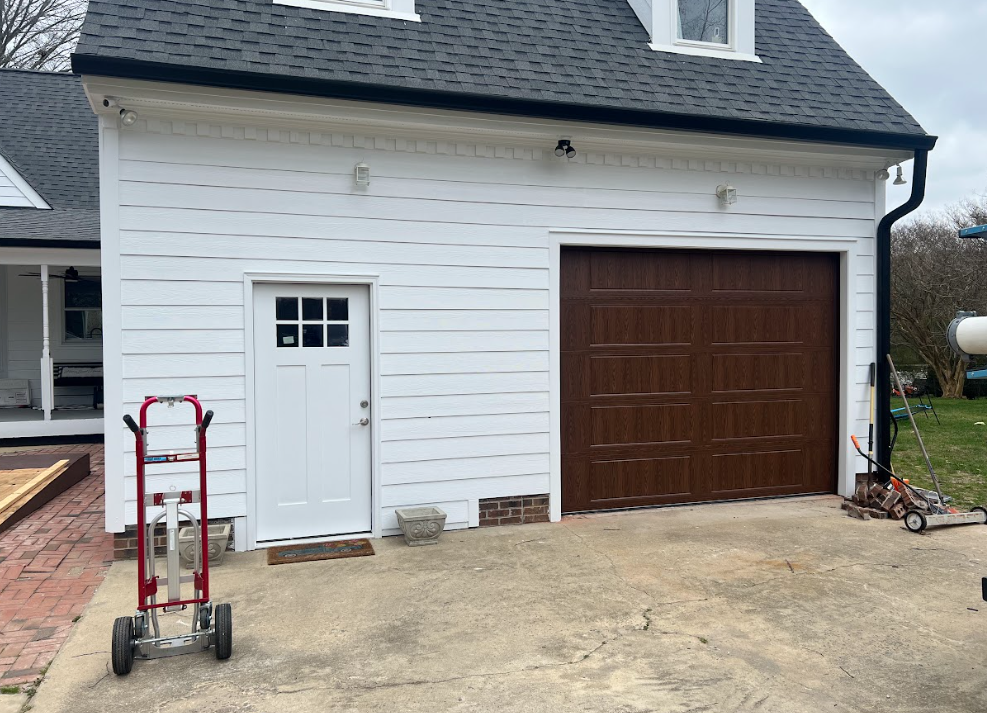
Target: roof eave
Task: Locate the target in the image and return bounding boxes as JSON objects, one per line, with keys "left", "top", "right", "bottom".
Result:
{"left": 71, "top": 53, "right": 938, "bottom": 153}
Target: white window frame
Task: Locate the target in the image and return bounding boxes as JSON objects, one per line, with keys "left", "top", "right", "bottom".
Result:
{"left": 637, "top": 0, "right": 760, "bottom": 62}
{"left": 273, "top": 0, "right": 420, "bottom": 22}
{"left": 54, "top": 270, "right": 104, "bottom": 352}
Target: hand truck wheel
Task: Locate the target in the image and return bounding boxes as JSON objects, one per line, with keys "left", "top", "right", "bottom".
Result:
{"left": 198, "top": 604, "right": 211, "bottom": 632}
{"left": 214, "top": 603, "right": 232, "bottom": 660}
{"left": 904, "top": 509, "right": 928, "bottom": 533}
{"left": 111, "top": 617, "right": 135, "bottom": 675}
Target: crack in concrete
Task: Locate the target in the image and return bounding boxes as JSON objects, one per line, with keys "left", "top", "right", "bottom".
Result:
{"left": 561, "top": 522, "right": 657, "bottom": 602}
{"left": 745, "top": 562, "right": 908, "bottom": 588}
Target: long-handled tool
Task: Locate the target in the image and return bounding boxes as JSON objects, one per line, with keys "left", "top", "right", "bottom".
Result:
{"left": 887, "top": 354, "right": 946, "bottom": 505}
{"left": 111, "top": 395, "right": 233, "bottom": 675}
{"left": 867, "top": 362, "right": 877, "bottom": 489}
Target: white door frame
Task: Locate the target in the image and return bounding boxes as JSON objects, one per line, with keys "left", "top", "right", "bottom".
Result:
{"left": 243, "top": 271, "right": 381, "bottom": 550}
{"left": 547, "top": 229, "right": 861, "bottom": 523}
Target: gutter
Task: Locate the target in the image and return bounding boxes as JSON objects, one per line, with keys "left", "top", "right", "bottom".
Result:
{"left": 0, "top": 238, "right": 100, "bottom": 249}
{"left": 71, "top": 54, "right": 938, "bottom": 153}
{"left": 876, "top": 149, "right": 931, "bottom": 477}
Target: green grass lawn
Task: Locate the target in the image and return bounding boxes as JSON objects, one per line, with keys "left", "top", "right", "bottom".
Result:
{"left": 887, "top": 397, "right": 987, "bottom": 509}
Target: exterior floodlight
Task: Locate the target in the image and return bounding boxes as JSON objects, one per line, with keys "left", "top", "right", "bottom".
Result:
{"left": 354, "top": 162, "right": 370, "bottom": 187}
{"left": 893, "top": 165, "right": 907, "bottom": 186}
{"left": 876, "top": 168, "right": 890, "bottom": 181}
{"left": 555, "top": 140, "right": 576, "bottom": 159}
{"left": 120, "top": 108, "right": 139, "bottom": 126}
{"left": 959, "top": 224, "right": 987, "bottom": 240}
{"left": 716, "top": 184, "right": 738, "bottom": 206}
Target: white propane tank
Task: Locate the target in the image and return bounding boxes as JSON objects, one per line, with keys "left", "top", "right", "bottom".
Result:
{"left": 948, "top": 311, "right": 987, "bottom": 359}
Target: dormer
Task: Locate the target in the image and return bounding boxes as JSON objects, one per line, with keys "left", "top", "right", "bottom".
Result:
{"left": 627, "top": 0, "right": 759, "bottom": 62}
{"left": 274, "top": 0, "right": 420, "bottom": 22}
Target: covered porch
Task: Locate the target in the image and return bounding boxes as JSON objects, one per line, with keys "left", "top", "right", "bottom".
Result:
{"left": 0, "top": 247, "right": 103, "bottom": 440}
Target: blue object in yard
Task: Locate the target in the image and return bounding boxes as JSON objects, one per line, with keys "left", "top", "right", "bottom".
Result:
{"left": 967, "top": 368, "right": 987, "bottom": 380}
{"left": 959, "top": 224, "right": 987, "bottom": 239}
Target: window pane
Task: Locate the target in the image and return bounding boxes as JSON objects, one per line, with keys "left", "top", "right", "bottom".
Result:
{"left": 678, "top": 0, "right": 729, "bottom": 44}
{"left": 327, "top": 298, "right": 349, "bottom": 321}
{"left": 303, "top": 324, "right": 324, "bottom": 348}
{"left": 302, "top": 298, "right": 324, "bottom": 321}
{"left": 327, "top": 324, "right": 349, "bottom": 347}
{"left": 277, "top": 324, "right": 299, "bottom": 347}
{"left": 276, "top": 297, "right": 299, "bottom": 321}
{"left": 65, "top": 311, "right": 85, "bottom": 340}
{"left": 65, "top": 278, "right": 101, "bottom": 309}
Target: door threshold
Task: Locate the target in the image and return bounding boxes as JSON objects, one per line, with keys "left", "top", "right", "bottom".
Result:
{"left": 256, "top": 531, "right": 374, "bottom": 549}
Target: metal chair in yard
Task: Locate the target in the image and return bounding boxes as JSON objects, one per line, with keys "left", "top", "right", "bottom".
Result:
{"left": 891, "top": 378, "right": 940, "bottom": 425}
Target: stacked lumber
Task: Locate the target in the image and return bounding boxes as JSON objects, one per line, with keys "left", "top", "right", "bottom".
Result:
{"left": 0, "top": 460, "right": 70, "bottom": 530}
{"left": 841, "top": 482, "right": 907, "bottom": 521}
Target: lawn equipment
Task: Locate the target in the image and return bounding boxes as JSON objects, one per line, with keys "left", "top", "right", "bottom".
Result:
{"left": 111, "top": 395, "right": 232, "bottom": 675}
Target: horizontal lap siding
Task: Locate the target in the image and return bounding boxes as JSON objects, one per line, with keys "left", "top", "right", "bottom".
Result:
{"left": 115, "top": 129, "right": 879, "bottom": 529}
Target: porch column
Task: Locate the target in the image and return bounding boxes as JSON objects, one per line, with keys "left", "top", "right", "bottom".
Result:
{"left": 39, "top": 265, "right": 53, "bottom": 421}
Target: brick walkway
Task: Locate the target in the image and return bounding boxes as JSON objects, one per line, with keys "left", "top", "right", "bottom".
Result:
{"left": 0, "top": 444, "right": 112, "bottom": 688}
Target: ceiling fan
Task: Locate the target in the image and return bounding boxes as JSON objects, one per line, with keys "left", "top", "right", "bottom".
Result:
{"left": 17, "top": 267, "right": 98, "bottom": 283}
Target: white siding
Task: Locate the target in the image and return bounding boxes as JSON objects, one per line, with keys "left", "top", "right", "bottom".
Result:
{"left": 109, "top": 121, "right": 882, "bottom": 538}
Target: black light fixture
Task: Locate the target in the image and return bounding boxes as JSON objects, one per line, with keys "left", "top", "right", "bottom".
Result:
{"left": 554, "top": 139, "right": 576, "bottom": 159}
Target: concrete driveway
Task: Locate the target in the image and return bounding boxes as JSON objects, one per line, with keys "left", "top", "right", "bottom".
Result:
{"left": 29, "top": 496, "right": 987, "bottom": 712}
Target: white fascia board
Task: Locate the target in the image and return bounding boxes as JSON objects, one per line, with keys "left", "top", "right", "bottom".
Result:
{"left": 0, "top": 152, "right": 50, "bottom": 209}
{"left": 79, "top": 77, "right": 910, "bottom": 170}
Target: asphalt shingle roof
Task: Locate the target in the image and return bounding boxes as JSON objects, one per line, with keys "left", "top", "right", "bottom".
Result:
{"left": 0, "top": 70, "right": 100, "bottom": 245}
{"left": 72, "top": 0, "right": 929, "bottom": 144}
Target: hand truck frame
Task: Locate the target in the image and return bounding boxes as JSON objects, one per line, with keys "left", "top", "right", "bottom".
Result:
{"left": 111, "top": 395, "right": 232, "bottom": 675}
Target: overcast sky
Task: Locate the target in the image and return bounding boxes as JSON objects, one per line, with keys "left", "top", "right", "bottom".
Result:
{"left": 799, "top": 0, "right": 987, "bottom": 214}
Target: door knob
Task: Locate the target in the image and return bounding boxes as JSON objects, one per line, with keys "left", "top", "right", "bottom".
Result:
{"left": 355, "top": 418, "right": 370, "bottom": 426}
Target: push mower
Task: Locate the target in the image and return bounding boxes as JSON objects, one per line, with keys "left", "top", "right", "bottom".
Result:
{"left": 111, "top": 395, "right": 232, "bottom": 675}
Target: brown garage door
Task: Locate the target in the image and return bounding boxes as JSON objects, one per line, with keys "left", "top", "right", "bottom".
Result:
{"left": 561, "top": 248, "right": 838, "bottom": 513}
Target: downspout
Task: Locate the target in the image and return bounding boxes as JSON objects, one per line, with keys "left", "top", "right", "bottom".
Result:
{"left": 876, "top": 149, "right": 930, "bottom": 477}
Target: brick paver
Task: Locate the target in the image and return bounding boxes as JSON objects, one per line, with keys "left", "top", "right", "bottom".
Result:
{"left": 0, "top": 444, "right": 111, "bottom": 687}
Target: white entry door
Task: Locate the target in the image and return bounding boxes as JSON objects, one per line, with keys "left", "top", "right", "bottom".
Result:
{"left": 253, "top": 283, "right": 372, "bottom": 542}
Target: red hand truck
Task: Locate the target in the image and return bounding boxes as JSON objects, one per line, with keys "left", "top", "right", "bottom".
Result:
{"left": 111, "top": 395, "right": 232, "bottom": 675}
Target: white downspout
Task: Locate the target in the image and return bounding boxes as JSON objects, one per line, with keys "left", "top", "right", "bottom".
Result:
{"left": 40, "top": 265, "right": 53, "bottom": 421}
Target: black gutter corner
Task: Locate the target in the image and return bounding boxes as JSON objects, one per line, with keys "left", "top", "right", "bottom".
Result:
{"left": 876, "top": 149, "right": 930, "bottom": 479}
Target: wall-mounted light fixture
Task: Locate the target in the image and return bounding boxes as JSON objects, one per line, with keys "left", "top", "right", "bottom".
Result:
{"left": 554, "top": 140, "right": 577, "bottom": 159}
{"left": 119, "top": 109, "right": 139, "bottom": 126}
{"left": 716, "top": 184, "right": 738, "bottom": 206}
{"left": 354, "top": 162, "right": 371, "bottom": 186}
{"left": 893, "top": 164, "right": 907, "bottom": 186}
{"left": 877, "top": 168, "right": 891, "bottom": 181}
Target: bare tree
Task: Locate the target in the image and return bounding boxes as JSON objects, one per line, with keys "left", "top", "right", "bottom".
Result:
{"left": 891, "top": 194, "right": 987, "bottom": 397}
{"left": 0, "top": 0, "right": 86, "bottom": 71}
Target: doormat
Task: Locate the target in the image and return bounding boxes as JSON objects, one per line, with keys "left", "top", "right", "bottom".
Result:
{"left": 266, "top": 538, "right": 375, "bottom": 565}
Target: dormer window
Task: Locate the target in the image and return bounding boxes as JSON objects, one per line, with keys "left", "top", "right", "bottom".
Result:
{"left": 677, "top": 0, "right": 729, "bottom": 45}
{"left": 627, "top": 0, "right": 759, "bottom": 62}
{"left": 273, "top": 0, "right": 420, "bottom": 22}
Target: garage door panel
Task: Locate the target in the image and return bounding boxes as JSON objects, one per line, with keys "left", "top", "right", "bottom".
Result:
{"left": 711, "top": 399, "right": 803, "bottom": 441}
{"left": 590, "top": 251, "right": 694, "bottom": 291}
{"left": 590, "top": 354, "right": 693, "bottom": 396}
{"left": 711, "top": 305, "right": 803, "bottom": 345}
{"left": 712, "top": 353, "right": 806, "bottom": 393}
{"left": 589, "top": 456, "right": 694, "bottom": 503}
{"left": 562, "top": 248, "right": 837, "bottom": 513}
{"left": 591, "top": 305, "right": 693, "bottom": 346}
{"left": 712, "top": 254, "right": 806, "bottom": 292}
{"left": 590, "top": 403, "right": 694, "bottom": 448}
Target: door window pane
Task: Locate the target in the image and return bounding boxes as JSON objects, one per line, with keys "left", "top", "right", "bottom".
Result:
{"left": 327, "top": 298, "right": 349, "bottom": 321}
{"left": 327, "top": 324, "right": 349, "bottom": 347}
{"left": 277, "top": 324, "right": 299, "bottom": 347}
{"left": 678, "top": 0, "right": 729, "bottom": 44}
{"left": 302, "top": 298, "right": 324, "bottom": 321}
{"left": 303, "top": 324, "right": 324, "bottom": 348}
{"left": 65, "top": 311, "right": 85, "bottom": 340}
{"left": 276, "top": 297, "right": 299, "bottom": 321}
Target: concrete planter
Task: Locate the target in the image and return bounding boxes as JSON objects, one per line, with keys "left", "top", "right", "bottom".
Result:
{"left": 178, "top": 523, "right": 231, "bottom": 568}
{"left": 396, "top": 506, "right": 447, "bottom": 546}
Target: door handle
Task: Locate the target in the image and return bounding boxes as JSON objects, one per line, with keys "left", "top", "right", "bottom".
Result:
{"left": 354, "top": 418, "right": 370, "bottom": 426}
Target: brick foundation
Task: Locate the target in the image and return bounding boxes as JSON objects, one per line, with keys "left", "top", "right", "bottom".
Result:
{"left": 478, "top": 494, "right": 550, "bottom": 527}
{"left": 113, "top": 517, "right": 234, "bottom": 560}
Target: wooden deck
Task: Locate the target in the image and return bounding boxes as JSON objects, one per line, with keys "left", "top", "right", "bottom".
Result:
{"left": 0, "top": 453, "right": 90, "bottom": 534}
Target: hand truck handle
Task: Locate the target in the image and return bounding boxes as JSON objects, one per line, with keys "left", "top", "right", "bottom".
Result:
{"left": 123, "top": 414, "right": 141, "bottom": 435}
{"left": 201, "top": 410, "right": 215, "bottom": 432}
